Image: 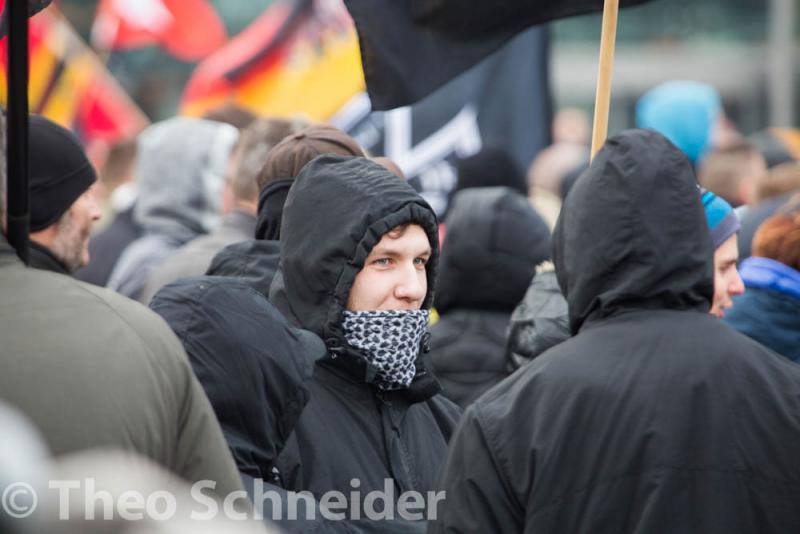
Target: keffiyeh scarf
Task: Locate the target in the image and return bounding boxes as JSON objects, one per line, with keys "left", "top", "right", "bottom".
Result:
{"left": 342, "top": 310, "right": 430, "bottom": 391}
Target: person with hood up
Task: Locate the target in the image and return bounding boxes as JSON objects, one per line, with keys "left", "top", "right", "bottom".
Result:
{"left": 137, "top": 117, "right": 309, "bottom": 303}
{"left": 506, "top": 186, "right": 745, "bottom": 365}
{"left": 636, "top": 80, "right": 722, "bottom": 166}
{"left": 425, "top": 186, "right": 550, "bottom": 408}
{"left": 106, "top": 117, "right": 239, "bottom": 301}
{"left": 269, "top": 154, "right": 461, "bottom": 523}
{"left": 431, "top": 129, "right": 800, "bottom": 533}
{"left": 724, "top": 198, "right": 800, "bottom": 362}
{"left": 163, "top": 124, "right": 367, "bottom": 300}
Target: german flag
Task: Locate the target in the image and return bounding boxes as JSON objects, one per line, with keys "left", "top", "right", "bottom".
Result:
{"left": 181, "top": 0, "right": 364, "bottom": 122}
{"left": 0, "top": 4, "right": 149, "bottom": 160}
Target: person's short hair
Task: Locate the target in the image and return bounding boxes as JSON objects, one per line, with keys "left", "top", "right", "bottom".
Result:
{"left": 527, "top": 142, "right": 588, "bottom": 197}
{"left": 228, "top": 117, "right": 308, "bottom": 203}
{"left": 752, "top": 195, "right": 800, "bottom": 271}
{"left": 201, "top": 103, "right": 257, "bottom": 131}
{"left": 698, "top": 141, "right": 764, "bottom": 206}
{"left": 256, "top": 124, "right": 363, "bottom": 190}
{"left": 384, "top": 223, "right": 410, "bottom": 240}
{"left": 755, "top": 162, "right": 800, "bottom": 204}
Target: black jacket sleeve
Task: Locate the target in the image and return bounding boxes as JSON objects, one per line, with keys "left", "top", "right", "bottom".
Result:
{"left": 428, "top": 405, "right": 523, "bottom": 533}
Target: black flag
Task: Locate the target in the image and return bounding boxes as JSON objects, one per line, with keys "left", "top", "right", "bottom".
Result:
{"left": 411, "top": 0, "right": 652, "bottom": 40}
{"left": 332, "top": 26, "right": 551, "bottom": 216}
{"left": 343, "top": 0, "right": 652, "bottom": 110}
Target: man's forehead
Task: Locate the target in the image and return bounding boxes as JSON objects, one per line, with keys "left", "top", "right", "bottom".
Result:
{"left": 371, "top": 224, "right": 432, "bottom": 254}
{"left": 714, "top": 234, "right": 739, "bottom": 263}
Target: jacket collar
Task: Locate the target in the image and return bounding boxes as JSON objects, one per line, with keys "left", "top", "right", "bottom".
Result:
{"left": 740, "top": 257, "right": 800, "bottom": 300}
{"left": 220, "top": 209, "right": 257, "bottom": 235}
{"left": 27, "top": 241, "right": 70, "bottom": 275}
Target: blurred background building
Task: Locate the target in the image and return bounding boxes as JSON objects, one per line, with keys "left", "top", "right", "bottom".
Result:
{"left": 551, "top": 0, "right": 796, "bottom": 134}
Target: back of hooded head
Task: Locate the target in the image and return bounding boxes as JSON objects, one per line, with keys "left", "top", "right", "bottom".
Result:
{"left": 553, "top": 129, "right": 714, "bottom": 334}
{"left": 254, "top": 124, "right": 364, "bottom": 240}
{"left": 435, "top": 186, "right": 550, "bottom": 313}
{"left": 133, "top": 117, "right": 239, "bottom": 236}
{"left": 454, "top": 146, "right": 526, "bottom": 196}
{"left": 636, "top": 81, "right": 721, "bottom": 165}
{"left": 269, "top": 155, "right": 439, "bottom": 346}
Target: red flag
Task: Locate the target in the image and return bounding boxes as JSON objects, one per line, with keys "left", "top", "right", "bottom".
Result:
{"left": 91, "top": 0, "right": 227, "bottom": 61}
{"left": 0, "top": 5, "right": 149, "bottom": 162}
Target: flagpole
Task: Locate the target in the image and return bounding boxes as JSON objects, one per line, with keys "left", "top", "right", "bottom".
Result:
{"left": 590, "top": 0, "right": 619, "bottom": 160}
{"left": 6, "top": 0, "right": 31, "bottom": 264}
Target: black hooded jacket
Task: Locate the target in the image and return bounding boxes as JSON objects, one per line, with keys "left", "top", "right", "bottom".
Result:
{"left": 150, "top": 239, "right": 308, "bottom": 483}
{"left": 269, "top": 155, "right": 461, "bottom": 518}
{"left": 426, "top": 187, "right": 550, "bottom": 408}
{"left": 431, "top": 130, "right": 800, "bottom": 533}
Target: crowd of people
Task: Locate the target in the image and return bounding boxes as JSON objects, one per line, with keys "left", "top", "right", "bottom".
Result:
{"left": 1, "top": 79, "right": 800, "bottom": 532}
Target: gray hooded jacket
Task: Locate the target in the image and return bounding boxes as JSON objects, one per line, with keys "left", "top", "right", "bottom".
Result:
{"left": 107, "top": 117, "right": 238, "bottom": 301}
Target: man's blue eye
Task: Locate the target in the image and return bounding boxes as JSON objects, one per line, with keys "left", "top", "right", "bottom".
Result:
{"left": 374, "top": 258, "right": 391, "bottom": 265}
{"left": 414, "top": 257, "right": 428, "bottom": 266}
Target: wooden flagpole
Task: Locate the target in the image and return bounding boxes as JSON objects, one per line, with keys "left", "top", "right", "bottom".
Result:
{"left": 590, "top": 0, "right": 620, "bottom": 160}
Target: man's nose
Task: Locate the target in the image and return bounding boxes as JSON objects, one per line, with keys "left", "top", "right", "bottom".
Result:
{"left": 394, "top": 265, "right": 426, "bottom": 303}
{"left": 730, "top": 268, "right": 745, "bottom": 297}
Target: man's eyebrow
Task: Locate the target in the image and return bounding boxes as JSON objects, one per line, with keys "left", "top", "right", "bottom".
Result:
{"left": 369, "top": 246, "right": 432, "bottom": 258}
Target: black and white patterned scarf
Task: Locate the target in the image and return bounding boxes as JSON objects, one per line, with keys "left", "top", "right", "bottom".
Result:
{"left": 342, "top": 310, "right": 430, "bottom": 391}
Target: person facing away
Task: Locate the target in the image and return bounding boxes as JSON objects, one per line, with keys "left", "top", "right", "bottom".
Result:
{"left": 106, "top": 117, "right": 239, "bottom": 301}
{"left": 636, "top": 80, "right": 722, "bottom": 166}
{"left": 425, "top": 186, "right": 550, "bottom": 408}
{"left": 725, "top": 197, "right": 800, "bottom": 363}
{"left": 506, "top": 185, "right": 745, "bottom": 366}
{"left": 24, "top": 115, "right": 102, "bottom": 275}
{"left": 138, "top": 117, "right": 306, "bottom": 304}
{"left": 269, "top": 155, "right": 461, "bottom": 518}
{"left": 698, "top": 140, "right": 767, "bottom": 208}
{"left": 431, "top": 129, "right": 800, "bottom": 534}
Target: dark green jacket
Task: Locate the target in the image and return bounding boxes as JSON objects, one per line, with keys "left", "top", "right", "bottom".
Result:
{"left": 0, "top": 239, "right": 243, "bottom": 499}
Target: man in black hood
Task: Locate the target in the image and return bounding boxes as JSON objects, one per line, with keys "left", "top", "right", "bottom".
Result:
{"left": 270, "top": 154, "right": 461, "bottom": 521}
{"left": 431, "top": 130, "right": 800, "bottom": 533}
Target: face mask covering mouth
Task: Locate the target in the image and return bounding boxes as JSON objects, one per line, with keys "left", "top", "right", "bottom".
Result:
{"left": 342, "top": 309, "right": 430, "bottom": 391}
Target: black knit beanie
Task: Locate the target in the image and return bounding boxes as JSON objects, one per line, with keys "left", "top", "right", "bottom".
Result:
{"left": 29, "top": 115, "right": 97, "bottom": 232}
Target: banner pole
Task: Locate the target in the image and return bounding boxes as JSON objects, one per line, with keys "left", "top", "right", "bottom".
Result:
{"left": 590, "top": 0, "right": 619, "bottom": 160}
{"left": 6, "top": 0, "right": 31, "bottom": 264}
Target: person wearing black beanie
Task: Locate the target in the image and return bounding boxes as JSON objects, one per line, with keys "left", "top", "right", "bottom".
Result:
{"left": 28, "top": 115, "right": 101, "bottom": 275}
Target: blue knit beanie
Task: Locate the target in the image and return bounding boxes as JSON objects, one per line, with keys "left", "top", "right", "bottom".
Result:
{"left": 636, "top": 81, "right": 721, "bottom": 164}
{"left": 701, "top": 188, "right": 740, "bottom": 248}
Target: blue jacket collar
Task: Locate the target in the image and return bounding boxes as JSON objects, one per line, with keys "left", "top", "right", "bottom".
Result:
{"left": 740, "top": 257, "right": 800, "bottom": 300}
